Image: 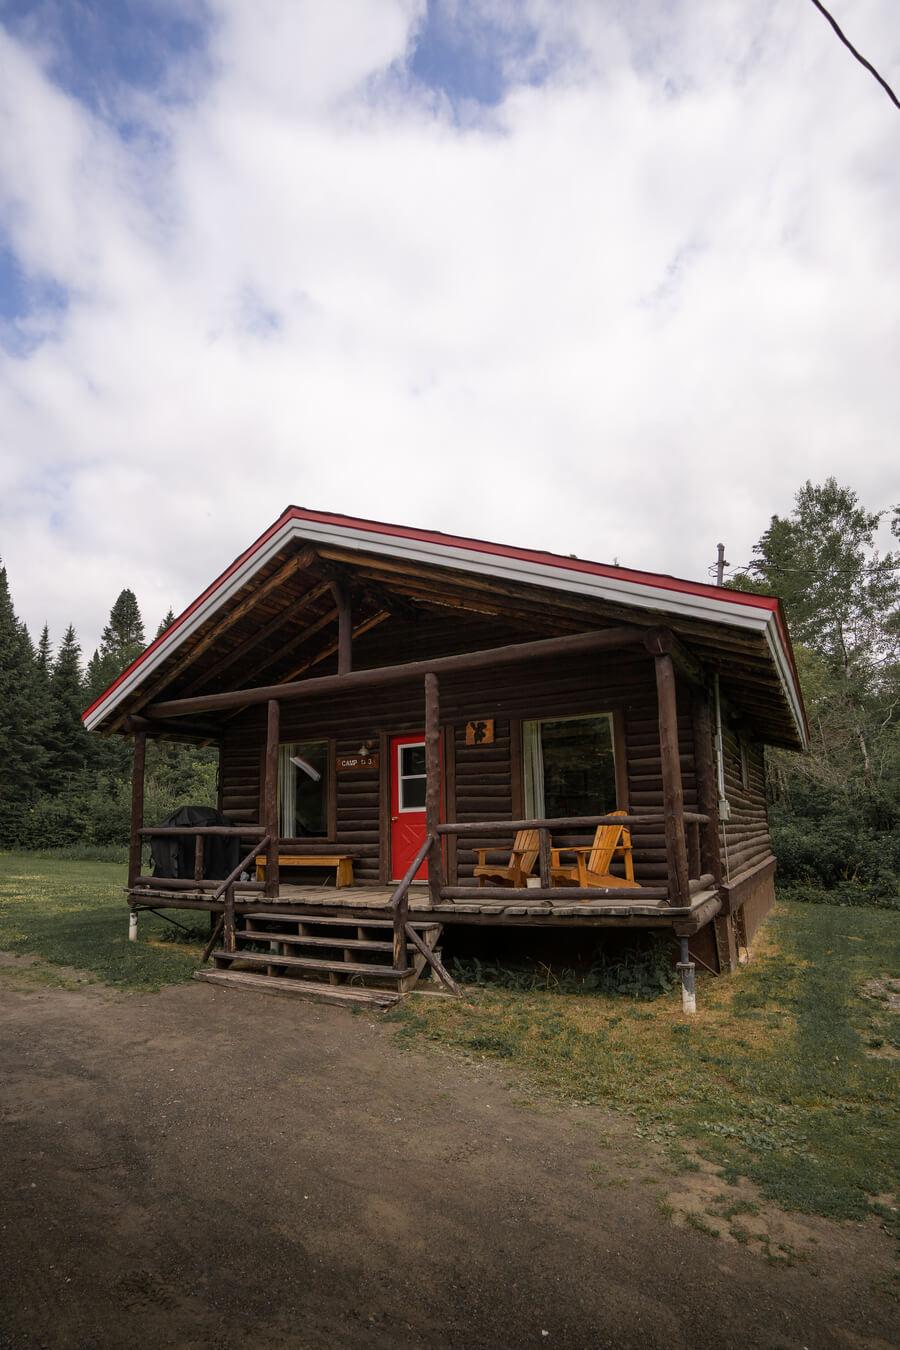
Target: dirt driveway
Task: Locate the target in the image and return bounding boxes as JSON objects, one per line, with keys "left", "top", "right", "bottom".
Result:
{"left": 0, "top": 964, "right": 895, "bottom": 1350}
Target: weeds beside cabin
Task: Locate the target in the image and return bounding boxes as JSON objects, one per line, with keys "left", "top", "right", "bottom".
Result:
{"left": 82, "top": 507, "right": 808, "bottom": 1009}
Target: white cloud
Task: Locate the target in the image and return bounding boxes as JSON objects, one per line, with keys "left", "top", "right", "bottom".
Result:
{"left": 0, "top": 0, "right": 898, "bottom": 654}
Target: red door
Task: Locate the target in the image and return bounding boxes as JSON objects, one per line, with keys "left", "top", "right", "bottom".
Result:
{"left": 390, "top": 734, "right": 440, "bottom": 882}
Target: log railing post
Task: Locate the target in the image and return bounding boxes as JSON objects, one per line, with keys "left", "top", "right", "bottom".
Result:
{"left": 424, "top": 672, "right": 442, "bottom": 905}
{"left": 538, "top": 827, "right": 552, "bottom": 889}
{"left": 654, "top": 651, "right": 690, "bottom": 907}
{"left": 690, "top": 688, "right": 724, "bottom": 890}
{"left": 193, "top": 835, "right": 205, "bottom": 885}
{"left": 223, "top": 882, "right": 236, "bottom": 953}
{"left": 393, "top": 889, "right": 409, "bottom": 971}
{"left": 127, "top": 731, "right": 147, "bottom": 891}
{"left": 264, "top": 699, "right": 280, "bottom": 898}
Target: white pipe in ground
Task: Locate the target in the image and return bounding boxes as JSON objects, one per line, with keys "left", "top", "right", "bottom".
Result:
{"left": 677, "top": 936, "right": 697, "bottom": 1014}
{"left": 128, "top": 911, "right": 138, "bottom": 942}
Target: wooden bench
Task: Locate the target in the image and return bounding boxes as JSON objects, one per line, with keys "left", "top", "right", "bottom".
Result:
{"left": 255, "top": 854, "right": 354, "bottom": 888}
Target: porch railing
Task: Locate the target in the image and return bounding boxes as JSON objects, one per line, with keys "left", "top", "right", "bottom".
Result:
{"left": 386, "top": 833, "right": 459, "bottom": 994}
{"left": 132, "top": 824, "right": 267, "bottom": 894}
{"left": 435, "top": 812, "right": 712, "bottom": 907}
{"left": 389, "top": 833, "right": 434, "bottom": 970}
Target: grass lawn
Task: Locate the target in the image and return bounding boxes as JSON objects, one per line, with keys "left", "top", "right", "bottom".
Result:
{"left": 391, "top": 900, "right": 899, "bottom": 1229}
{"left": 1, "top": 851, "right": 897, "bottom": 1233}
{"left": 0, "top": 851, "right": 204, "bottom": 991}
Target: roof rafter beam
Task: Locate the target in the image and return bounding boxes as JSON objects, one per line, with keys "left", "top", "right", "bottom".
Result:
{"left": 238, "top": 604, "right": 339, "bottom": 685}
{"left": 313, "top": 545, "right": 639, "bottom": 626}
{"left": 179, "top": 579, "right": 334, "bottom": 696}
{"left": 642, "top": 627, "right": 706, "bottom": 688}
{"left": 280, "top": 608, "right": 392, "bottom": 683}
{"left": 120, "top": 545, "right": 317, "bottom": 724}
{"left": 307, "top": 556, "right": 420, "bottom": 627}
{"left": 342, "top": 563, "right": 593, "bottom": 627}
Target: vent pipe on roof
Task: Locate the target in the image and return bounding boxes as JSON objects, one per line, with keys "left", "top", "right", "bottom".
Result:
{"left": 715, "top": 543, "right": 728, "bottom": 586}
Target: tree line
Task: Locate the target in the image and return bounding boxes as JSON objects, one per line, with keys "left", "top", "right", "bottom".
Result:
{"left": 0, "top": 580, "right": 214, "bottom": 854}
{"left": 1, "top": 478, "right": 897, "bottom": 901}
{"left": 728, "top": 479, "right": 898, "bottom": 905}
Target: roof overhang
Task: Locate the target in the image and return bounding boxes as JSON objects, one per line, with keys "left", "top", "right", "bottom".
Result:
{"left": 83, "top": 506, "right": 809, "bottom": 748}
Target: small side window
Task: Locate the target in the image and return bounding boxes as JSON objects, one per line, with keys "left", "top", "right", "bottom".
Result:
{"left": 739, "top": 740, "right": 750, "bottom": 792}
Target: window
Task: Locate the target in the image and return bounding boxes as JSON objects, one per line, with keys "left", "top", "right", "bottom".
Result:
{"left": 523, "top": 714, "right": 618, "bottom": 819}
{"left": 739, "top": 739, "right": 751, "bottom": 792}
{"left": 397, "top": 742, "right": 427, "bottom": 811}
{"left": 278, "top": 741, "right": 328, "bottom": 837}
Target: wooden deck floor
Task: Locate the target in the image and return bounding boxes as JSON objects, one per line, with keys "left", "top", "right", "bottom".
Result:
{"left": 130, "top": 881, "right": 720, "bottom": 925}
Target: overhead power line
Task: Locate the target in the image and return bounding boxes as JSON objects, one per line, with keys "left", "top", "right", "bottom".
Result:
{"left": 807, "top": 0, "right": 900, "bottom": 110}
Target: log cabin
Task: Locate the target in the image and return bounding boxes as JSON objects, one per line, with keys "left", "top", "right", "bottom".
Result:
{"left": 83, "top": 507, "right": 808, "bottom": 1011}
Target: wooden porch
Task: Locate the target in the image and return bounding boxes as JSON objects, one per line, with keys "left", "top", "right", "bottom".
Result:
{"left": 124, "top": 601, "right": 726, "bottom": 1011}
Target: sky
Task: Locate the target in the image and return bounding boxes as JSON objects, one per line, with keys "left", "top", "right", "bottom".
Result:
{"left": 0, "top": 0, "right": 898, "bottom": 655}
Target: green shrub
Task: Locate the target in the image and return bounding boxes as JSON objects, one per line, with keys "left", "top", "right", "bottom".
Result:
{"left": 770, "top": 793, "right": 899, "bottom": 908}
{"left": 5, "top": 758, "right": 218, "bottom": 852}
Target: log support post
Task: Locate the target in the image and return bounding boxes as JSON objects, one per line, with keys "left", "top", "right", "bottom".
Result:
{"left": 264, "top": 699, "right": 280, "bottom": 898}
{"left": 223, "top": 883, "right": 236, "bottom": 953}
{"left": 333, "top": 581, "right": 352, "bottom": 675}
{"left": 393, "top": 891, "right": 409, "bottom": 972}
{"left": 424, "top": 672, "right": 442, "bottom": 905}
{"left": 127, "top": 731, "right": 147, "bottom": 891}
{"left": 652, "top": 647, "right": 690, "bottom": 908}
{"left": 677, "top": 935, "right": 697, "bottom": 1015}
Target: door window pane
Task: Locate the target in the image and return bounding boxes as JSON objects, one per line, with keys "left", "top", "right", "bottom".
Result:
{"left": 401, "top": 744, "right": 426, "bottom": 776}
{"left": 523, "top": 715, "right": 617, "bottom": 818}
{"left": 400, "top": 776, "right": 427, "bottom": 809}
{"left": 278, "top": 741, "right": 328, "bottom": 837}
{"left": 399, "top": 741, "right": 427, "bottom": 810}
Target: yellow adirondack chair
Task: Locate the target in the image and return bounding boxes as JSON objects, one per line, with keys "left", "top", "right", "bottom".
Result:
{"left": 550, "top": 811, "right": 639, "bottom": 888}
{"left": 473, "top": 828, "right": 540, "bottom": 887}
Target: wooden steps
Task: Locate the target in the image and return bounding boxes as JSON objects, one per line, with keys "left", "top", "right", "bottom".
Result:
{"left": 239, "top": 911, "right": 440, "bottom": 933}
{"left": 197, "top": 907, "right": 446, "bottom": 1004}
{"left": 236, "top": 932, "right": 408, "bottom": 954}
{"left": 193, "top": 969, "right": 401, "bottom": 1009}
{"left": 213, "top": 949, "right": 415, "bottom": 978}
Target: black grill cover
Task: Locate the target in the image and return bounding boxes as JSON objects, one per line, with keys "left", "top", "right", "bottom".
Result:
{"left": 150, "top": 805, "right": 240, "bottom": 881}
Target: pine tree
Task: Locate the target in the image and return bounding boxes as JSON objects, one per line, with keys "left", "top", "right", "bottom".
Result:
{"left": 30, "top": 623, "right": 56, "bottom": 798}
{"left": 103, "top": 589, "right": 146, "bottom": 663}
{"left": 86, "top": 588, "right": 147, "bottom": 704}
{"left": 35, "top": 624, "right": 53, "bottom": 680}
{"left": 47, "top": 625, "right": 90, "bottom": 789}
{"left": 156, "top": 608, "right": 176, "bottom": 638}
{"left": 0, "top": 563, "right": 47, "bottom": 843}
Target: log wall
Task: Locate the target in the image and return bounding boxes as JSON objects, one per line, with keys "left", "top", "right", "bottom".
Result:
{"left": 719, "top": 717, "right": 773, "bottom": 882}
{"left": 218, "top": 645, "right": 706, "bottom": 889}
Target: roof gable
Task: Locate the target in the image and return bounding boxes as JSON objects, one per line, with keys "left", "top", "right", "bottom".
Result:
{"left": 83, "top": 506, "right": 808, "bottom": 748}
